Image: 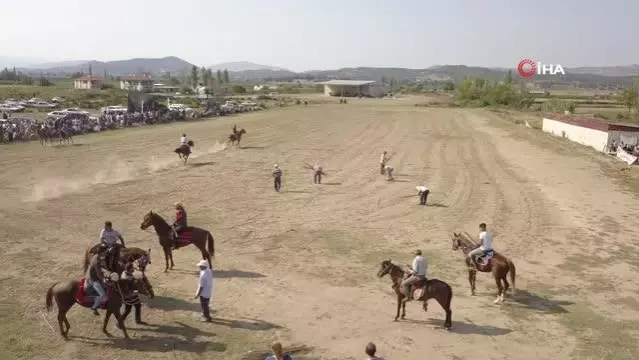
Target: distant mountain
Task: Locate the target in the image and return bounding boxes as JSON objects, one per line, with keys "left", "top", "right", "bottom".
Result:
{"left": 22, "top": 60, "right": 92, "bottom": 69}
{"left": 569, "top": 65, "right": 639, "bottom": 77}
{"left": 0, "top": 56, "right": 50, "bottom": 69}
{"left": 209, "top": 61, "right": 289, "bottom": 72}
{"left": 19, "top": 56, "right": 194, "bottom": 76}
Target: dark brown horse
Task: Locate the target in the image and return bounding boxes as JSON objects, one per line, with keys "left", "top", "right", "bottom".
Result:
{"left": 377, "top": 260, "right": 452, "bottom": 330}
{"left": 451, "top": 232, "right": 516, "bottom": 304}
{"left": 140, "top": 211, "right": 215, "bottom": 272}
{"left": 44, "top": 274, "right": 153, "bottom": 339}
{"left": 174, "top": 140, "right": 195, "bottom": 164}
{"left": 228, "top": 128, "right": 246, "bottom": 147}
{"left": 83, "top": 246, "right": 152, "bottom": 274}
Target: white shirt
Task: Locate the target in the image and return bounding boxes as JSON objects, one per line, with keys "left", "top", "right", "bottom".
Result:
{"left": 197, "top": 268, "right": 214, "bottom": 299}
{"left": 416, "top": 185, "right": 428, "bottom": 193}
{"left": 412, "top": 255, "right": 427, "bottom": 277}
{"left": 385, "top": 165, "right": 393, "bottom": 172}
{"left": 100, "top": 228, "right": 121, "bottom": 245}
{"left": 479, "top": 231, "right": 493, "bottom": 250}
{"left": 180, "top": 136, "right": 187, "bottom": 145}
{"left": 380, "top": 153, "right": 386, "bottom": 163}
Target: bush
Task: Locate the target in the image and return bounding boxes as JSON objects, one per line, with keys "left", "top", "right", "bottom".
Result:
{"left": 232, "top": 85, "right": 247, "bottom": 94}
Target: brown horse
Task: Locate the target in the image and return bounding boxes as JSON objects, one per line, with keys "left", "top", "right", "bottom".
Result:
{"left": 83, "top": 246, "right": 152, "bottom": 274}
{"left": 451, "top": 232, "right": 516, "bottom": 304}
{"left": 44, "top": 274, "right": 153, "bottom": 339}
{"left": 228, "top": 128, "right": 246, "bottom": 147}
{"left": 174, "top": 140, "right": 195, "bottom": 164}
{"left": 139, "top": 211, "right": 215, "bottom": 272}
{"left": 377, "top": 260, "right": 452, "bottom": 329}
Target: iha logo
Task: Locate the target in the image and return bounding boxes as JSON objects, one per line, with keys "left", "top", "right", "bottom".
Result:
{"left": 517, "top": 58, "right": 565, "bottom": 78}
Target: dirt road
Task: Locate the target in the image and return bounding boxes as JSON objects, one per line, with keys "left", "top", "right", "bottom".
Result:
{"left": 1, "top": 100, "right": 637, "bottom": 360}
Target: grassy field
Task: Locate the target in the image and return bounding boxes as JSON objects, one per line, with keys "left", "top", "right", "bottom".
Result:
{"left": 1, "top": 98, "right": 639, "bottom": 359}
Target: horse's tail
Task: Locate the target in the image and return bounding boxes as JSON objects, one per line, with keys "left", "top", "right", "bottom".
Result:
{"left": 506, "top": 258, "right": 516, "bottom": 293}
{"left": 45, "top": 283, "right": 57, "bottom": 312}
{"left": 207, "top": 232, "right": 215, "bottom": 258}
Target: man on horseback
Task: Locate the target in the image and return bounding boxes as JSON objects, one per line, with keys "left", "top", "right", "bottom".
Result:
{"left": 85, "top": 247, "right": 114, "bottom": 315}
{"left": 400, "top": 250, "right": 427, "bottom": 303}
{"left": 180, "top": 133, "right": 188, "bottom": 146}
{"left": 468, "top": 223, "right": 493, "bottom": 269}
{"left": 171, "top": 202, "right": 188, "bottom": 249}
{"left": 99, "top": 221, "right": 125, "bottom": 265}
{"left": 232, "top": 124, "right": 238, "bottom": 135}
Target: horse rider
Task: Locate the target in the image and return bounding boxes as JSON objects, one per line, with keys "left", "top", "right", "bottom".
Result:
{"left": 180, "top": 133, "right": 188, "bottom": 147}
{"left": 171, "top": 202, "right": 188, "bottom": 249}
{"left": 380, "top": 151, "right": 388, "bottom": 174}
{"left": 273, "top": 164, "right": 282, "bottom": 192}
{"left": 99, "top": 221, "right": 125, "bottom": 266}
{"left": 467, "top": 222, "right": 493, "bottom": 269}
{"left": 384, "top": 164, "right": 394, "bottom": 181}
{"left": 85, "top": 247, "right": 113, "bottom": 315}
{"left": 416, "top": 184, "right": 429, "bottom": 205}
{"left": 400, "top": 249, "right": 427, "bottom": 303}
{"left": 232, "top": 124, "right": 238, "bottom": 135}
{"left": 120, "top": 262, "right": 147, "bottom": 325}
{"left": 312, "top": 163, "right": 323, "bottom": 184}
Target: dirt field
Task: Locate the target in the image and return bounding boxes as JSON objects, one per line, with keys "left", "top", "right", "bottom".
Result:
{"left": 2, "top": 99, "right": 639, "bottom": 360}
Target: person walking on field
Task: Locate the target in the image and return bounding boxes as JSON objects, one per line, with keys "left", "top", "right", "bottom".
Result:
{"left": 273, "top": 164, "right": 282, "bottom": 192}
{"left": 194, "top": 259, "right": 213, "bottom": 322}
{"left": 416, "top": 184, "right": 429, "bottom": 205}
{"left": 312, "top": 163, "right": 324, "bottom": 184}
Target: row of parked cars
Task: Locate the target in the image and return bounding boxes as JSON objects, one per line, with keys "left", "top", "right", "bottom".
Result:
{"left": 0, "top": 97, "right": 64, "bottom": 112}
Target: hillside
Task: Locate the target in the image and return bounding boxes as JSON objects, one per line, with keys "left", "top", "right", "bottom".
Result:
{"left": 19, "top": 56, "right": 194, "bottom": 76}
{"left": 208, "top": 61, "right": 289, "bottom": 72}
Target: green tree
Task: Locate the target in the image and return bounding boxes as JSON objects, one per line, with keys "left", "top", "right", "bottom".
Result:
{"left": 223, "top": 69, "right": 229, "bottom": 83}
{"left": 232, "top": 85, "right": 246, "bottom": 94}
{"left": 190, "top": 65, "right": 199, "bottom": 88}
{"left": 505, "top": 70, "right": 513, "bottom": 84}
{"left": 216, "top": 70, "right": 223, "bottom": 83}
{"left": 621, "top": 87, "right": 638, "bottom": 112}
{"left": 442, "top": 81, "right": 455, "bottom": 91}
{"left": 200, "top": 66, "right": 208, "bottom": 86}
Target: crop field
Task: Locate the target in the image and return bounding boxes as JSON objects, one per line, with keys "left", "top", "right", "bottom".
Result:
{"left": 1, "top": 100, "right": 638, "bottom": 360}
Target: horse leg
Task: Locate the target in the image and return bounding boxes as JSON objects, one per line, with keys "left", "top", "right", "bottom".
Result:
{"left": 394, "top": 296, "right": 401, "bottom": 321}
{"left": 103, "top": 309, "right": 113, "bottom": 336}
{"left": 163, "top": 246, "right": 170, "bottom": 272}
{"left": 168, "top": 248, "right": 175, "bottom": 269}
{"left": 468, "top": 269, "right": 476, "bottom": 296}
{"left": 493, "top": 274, "right": 504, "bottom": 304}
{"left": 502, "top": 271, "right": 510, "bottom": 300}
{"left": 57, "top": 309, "right": 69, "bottom": 338}
{"left": 401, "top": 301, "right": 406, "bottom": 319}
{"left": 113, "top": 307, "right": 129, "bottom": 339}
{"left": 434, "top": 294, "right": 453, "bottom": 330}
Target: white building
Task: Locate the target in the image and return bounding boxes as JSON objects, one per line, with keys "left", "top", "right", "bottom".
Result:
{"left": 74, "top": 75, "right": 104, "bottom": 90}
{"left": 542, "top": 116, "right": 639, "bottom": 152}
{"left": 120, "top": 75, "right": 153, "bottom": 91}
{"left": 318, "top": 80, "right": 385, "bottom": 98}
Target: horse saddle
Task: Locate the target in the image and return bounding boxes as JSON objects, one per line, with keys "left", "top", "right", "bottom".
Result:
{"left": 175, "top": 227, "right": 195, "bottom": 246}
{"left": 411, "top": 278, "right": 429, "bottom": 300}
{"left": 76, "top": 277, "right": 110, "bottom": 309}
{"left": 477, "top": 250, "right": 495, "bottom": 265}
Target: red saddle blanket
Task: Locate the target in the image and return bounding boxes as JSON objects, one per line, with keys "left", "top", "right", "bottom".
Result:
{"left": 176, "top": 230, "right": 194, "bottom": 246}
{"left": 76, "top": 277, "right": 112, "bottom": 309}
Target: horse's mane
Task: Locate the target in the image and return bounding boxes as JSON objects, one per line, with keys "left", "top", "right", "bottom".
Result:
{"left": 456, "top": 232, "right": 478, "bottom": 249}
{"left": 150, "top": 211, "right": 170, "bottom": 228}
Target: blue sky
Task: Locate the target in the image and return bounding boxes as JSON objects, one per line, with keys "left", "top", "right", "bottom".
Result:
{"left": 0, "top": 0, "right": 636, "bottom": 71}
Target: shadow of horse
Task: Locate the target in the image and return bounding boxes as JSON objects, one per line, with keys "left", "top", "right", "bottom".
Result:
{"left": 146, "top": 295, "right": 202, "bottom": 312}
{"left": 190, "top": 161, "right": 216, "bottom": 168}
{"left": 214, "top": 269, "right": 266, "bottom": 279}
{"left": 411, "top": 318, "right": 512, "bottom": 336}
{"left": 210, "top": 317, "right": 281, "bottom": 331}
{"left": 71, "top": 321, "right": 226, "bottom": 353}
{"left": 508, "top": 290, "right": 573, "bottom": 314}
{"left": 427, "top": 203, "right": 448, "bottom": 208}
{"left": 241, "top": 146, "right": 266, "bottom": 150}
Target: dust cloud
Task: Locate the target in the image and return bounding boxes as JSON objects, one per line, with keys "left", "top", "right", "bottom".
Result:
{"left": 24, "top": 141, "right": 228, "bottom": 202}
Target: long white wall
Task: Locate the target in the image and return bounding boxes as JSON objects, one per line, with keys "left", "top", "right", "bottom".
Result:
{"left": 542, "top": 118, "right": 610, "bottom": 152}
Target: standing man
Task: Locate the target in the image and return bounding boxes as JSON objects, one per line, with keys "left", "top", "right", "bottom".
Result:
{"left": 273, "top": 164, "right": 282, "bottom": 192}
{"left": 312, "top": 163, "right": 324, "bottom": 184}
{"left": 194, "top": 259, "right": 213, "bottom": 322}
{"left": 384, "top": 164, "right": 394, "bottom": 181}
{"left": 120, "top": 262, "right": 147, "bottom": 325}
{"left": 400, "top": 249, "right": 427, "bottom": 303}
{"left": 468, "top": 223, "right": 493, "bottom": 269}
{"left": 416, "top": 184, "right": 429, "bottom": 205}
{"left": 380, "top": 151, "right": 388, "bottom": 174}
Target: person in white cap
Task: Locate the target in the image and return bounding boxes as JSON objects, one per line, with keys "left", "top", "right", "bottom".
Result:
{"left": 416, "top": 184, "right": 429, "bottom": 205}
{"left": 273, "top": 164, "right": 282, "bottom": 192}
{"left": 194, "top": 259, "right": 213, "bottom": 321}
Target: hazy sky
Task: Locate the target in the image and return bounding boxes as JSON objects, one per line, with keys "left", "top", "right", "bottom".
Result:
{"left": 1, "top": 0, "right": 636, "bottom": 71}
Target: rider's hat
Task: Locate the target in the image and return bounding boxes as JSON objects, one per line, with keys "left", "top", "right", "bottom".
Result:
{"left": 196, "top": 259, "right": 209, "bottom": 268}
{"left": 174, "top": 202, "right": 183, "bottom": 209}
{"left": 414, "top": 249, "right": 422, "bottom": 255}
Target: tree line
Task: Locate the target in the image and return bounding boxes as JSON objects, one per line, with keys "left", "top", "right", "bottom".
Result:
{"left": 0, "top": 67, "right": 53, "bottom": 86}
